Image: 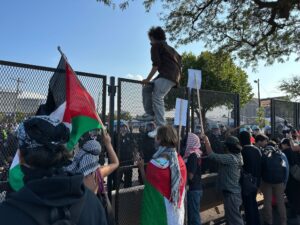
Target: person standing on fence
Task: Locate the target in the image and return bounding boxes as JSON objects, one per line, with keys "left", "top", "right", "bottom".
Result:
{"left": 0, "top": 116, "right": 108, "bottom": 225}
{"left": 137, "top": 125, "right": 187, "bottom": 225}
{"left": 184, "top": 133, "right": 203, "bottom": 225}
{"left": 239, "top": 131, "right": 262, "bottom": 225}
{"left": 137, "top": 26, "right": 182, "bottom": 138}
{"left": 204, "top": 135, "right": 244, "bottom": 225}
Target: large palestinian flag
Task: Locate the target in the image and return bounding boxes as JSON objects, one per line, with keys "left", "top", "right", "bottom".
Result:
{"left": 9, "top": 56, "right": 103, "bottom": 191}
{"left": 141, "top": 156, "right": 187, "bottom": 225}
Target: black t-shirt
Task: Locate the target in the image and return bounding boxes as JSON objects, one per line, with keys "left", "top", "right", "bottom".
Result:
{"left": 282, "top": 148, "right": 300, "bottom": 213}
{"left": 241, "top": 145, "right": 262, "bottom": 187}
{"left": 138, "top": 134, "right": 156, "bottom": 163}
{"left": 186, "top": 153, "right": 202, "bottom": 191}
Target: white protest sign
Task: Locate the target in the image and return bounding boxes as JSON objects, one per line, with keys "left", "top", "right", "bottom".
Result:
{"left": 187, "top": 69, "right": 202, "bottom": 90}
{"left": 174, "top": 98, "right": 188, "bottom": 127}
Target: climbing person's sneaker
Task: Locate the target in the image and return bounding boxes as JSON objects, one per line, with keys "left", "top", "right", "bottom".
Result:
{"left": 136, "top": 113, "right": 154, "bottom": 121}
{"left": 148, "top": 127, "right": 158, "bottom": 138}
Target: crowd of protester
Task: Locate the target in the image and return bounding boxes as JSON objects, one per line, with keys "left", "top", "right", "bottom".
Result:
{"left": 1, "top": 115, "right": 300, "bottom": 225}
{"left": 0, "top": 123, "right": 18, "bottom": 180}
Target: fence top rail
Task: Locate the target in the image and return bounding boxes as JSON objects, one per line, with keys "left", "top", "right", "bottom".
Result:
{"left": 118, "top": 77, "right": 238, "bottom": 96}
{"left": 272, "top": 99, "right": 297, "bottom": 104}
{"left": 118, "top": 77, "right": 142, "bottom": 84}
{"left": 0, "top": 60, "right": 107, "bottom": 79}
{"left": 191, "top": 88, "right": 238, "bottom": 96}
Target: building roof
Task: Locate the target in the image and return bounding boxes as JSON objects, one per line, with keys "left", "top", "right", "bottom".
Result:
{"left": 18, "top": 91, "right": 46, "bottom": 100}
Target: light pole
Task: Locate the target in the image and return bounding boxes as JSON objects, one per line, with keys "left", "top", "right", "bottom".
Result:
{"left": 254, "top": 79, "right": 261, "bottom": 108}
{"left": 10, "top": 77, "right": 25, "bottom": 123}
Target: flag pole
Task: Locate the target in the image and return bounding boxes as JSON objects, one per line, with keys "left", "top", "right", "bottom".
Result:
{"left": 57, "top": 46, "right": 106, "bottom": 133}
{"left": 57, "top": 46, "right": 68, "bottom": 61}
{"left": 195, "top": 73, "right": 205, "bottom": 135}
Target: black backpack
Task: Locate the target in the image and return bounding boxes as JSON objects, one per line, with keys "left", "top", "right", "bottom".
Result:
{"left": 262, "top": 148, "right": 286, "bottom": 184}
{"left": 6, "top": 196, "right": 85, "bottom": 225}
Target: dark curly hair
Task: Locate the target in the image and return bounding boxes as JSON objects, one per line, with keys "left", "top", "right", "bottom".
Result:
{"left": 21, "top": 144, "right": 72, "bottom": 169}
{"left": 148, "top": 26, "right": 166, "bottom": 41}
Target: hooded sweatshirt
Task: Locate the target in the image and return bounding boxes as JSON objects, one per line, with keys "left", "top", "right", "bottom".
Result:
{"left": 0, "top": 167, "right": 107, "bottom": 225}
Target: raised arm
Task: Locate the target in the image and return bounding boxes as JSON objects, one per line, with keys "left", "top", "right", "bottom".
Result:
{"left": 203, "top": 135, "right": 235, "bottom": 165}
{"left": 99, "top": 132, "right": 119, "bottom": 178}
{"left": 289, "top": 138, "right": 300, "bottom": 152}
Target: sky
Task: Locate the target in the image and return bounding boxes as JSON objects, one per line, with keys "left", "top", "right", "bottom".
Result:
{"left": 0, "top": 0, "right": 299, "bottom": 99}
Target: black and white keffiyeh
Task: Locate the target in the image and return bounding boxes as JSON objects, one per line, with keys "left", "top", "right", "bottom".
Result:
{"left": 65, "top": 139, "right": 102, "bottom": 176}
{"left": 17, "top": 116, "right": 69, "bottom": 153}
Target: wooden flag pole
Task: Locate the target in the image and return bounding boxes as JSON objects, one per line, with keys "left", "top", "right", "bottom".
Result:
{"left": 178, "top": 99, "right": 183, "bottom": 152}
{"left": 195, "top": 73, "right": 205, "bottom": 135}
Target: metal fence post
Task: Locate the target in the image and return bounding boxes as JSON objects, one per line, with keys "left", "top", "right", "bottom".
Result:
{"left": 294, "top": 102, "right": 298, "bottom": 129}
{"left": 107, "top": 76, "right": 116, "bottom": 200}
{"left": 101, "top": 76, "right": 107, "bottom": 123}
{"left": 234, "top": 94, "right": 240, "bottom": 128}
{"left": 296, "top": 103, "right": 300, "bottom": 130}
{"left": 271, "top": 99, "right": 276, "bottom": 138}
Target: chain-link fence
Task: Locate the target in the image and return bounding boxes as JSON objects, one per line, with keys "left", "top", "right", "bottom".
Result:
{"left": 0, "top": 59, "right": 244, "bottom": 223}
{"left": 113, "top": 79, "right": 240, "bottom": 225}
{"left": 190, "top": 89, "right": 239, "bottom": 173}
{"left": 113, "top": 78, "right": 188, "bottom": 225}
{"left": 271, "top": 99, "right": 298, "bottom": 140}
{"left": 240, "top": 99, "right": 260, "bottom": 125}
{"left": 0, "top": 60, "right": 107, "bottom": 189}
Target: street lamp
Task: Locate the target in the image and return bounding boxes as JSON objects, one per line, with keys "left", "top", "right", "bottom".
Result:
{"left": 254, "top": 79, "right": 261, "bottom": 108}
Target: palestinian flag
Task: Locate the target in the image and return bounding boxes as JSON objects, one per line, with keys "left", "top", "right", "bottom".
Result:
{"left": 9, "top": 56, "right": 103, "bottom": 191}
{"left": 141, "top": 155, "right": 187, "bottom": 225}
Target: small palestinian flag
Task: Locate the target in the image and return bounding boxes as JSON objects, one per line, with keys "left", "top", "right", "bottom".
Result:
{"left": 141, "top": 156, "right": 187, "bottom": 225}
{"left": 9, "top": 56, "right": 103, "bottom": 191}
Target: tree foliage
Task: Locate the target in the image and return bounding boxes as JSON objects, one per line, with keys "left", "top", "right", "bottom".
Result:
{"left": 279, "top": 76, "right": 300, "bottom": 101}
{"left": 97, "top": 0, "right": 300, "bottom": 66}
{"left": 183, "top": 51, "right": 253, "bottom": 106}
{"left": 165, "top": 51, "right": 253, "bottom": 113}
{"left": 256, "top": 107, "right": 266, "bottom": 128}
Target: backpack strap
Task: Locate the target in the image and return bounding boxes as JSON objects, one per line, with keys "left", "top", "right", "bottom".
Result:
{"left": 6, "top": 194, "right": 86, "bottom": 225}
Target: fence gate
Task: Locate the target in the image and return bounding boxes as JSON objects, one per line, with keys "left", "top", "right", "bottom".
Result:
{"left": 113, "top": 78, "right": 187, "bottom": 225}
{"left": 271, "top": 99, "right": 298, "bottom": 139}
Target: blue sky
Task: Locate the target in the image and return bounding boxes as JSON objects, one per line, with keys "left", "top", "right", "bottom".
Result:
{"left": 0, "top": 0, "right": 299, "bottom": 99}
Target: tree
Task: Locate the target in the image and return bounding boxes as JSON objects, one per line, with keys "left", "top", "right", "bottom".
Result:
{"left": 279, "top": 76, "right": 300, "bottom": 100}
{"left": 164, "top": 51, "right": 253, "bottom": 126}
{"left": 106, "top": 111, "right": 132, "bottom": 122}
{"left": 256, "top": 107, "right": 266, "bottom": 128}
{"left": 97, "top": 0, "right": 300, "bottom": 66}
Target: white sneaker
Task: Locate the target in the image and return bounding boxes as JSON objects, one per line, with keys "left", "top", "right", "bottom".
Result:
{"left": 148, "top": 128, "right": 158, "bottom": 138}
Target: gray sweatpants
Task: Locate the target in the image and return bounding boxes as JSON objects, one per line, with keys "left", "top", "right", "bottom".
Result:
{"left": 223, "top": 191, "right": 244, "bottom": 225}
{"left": 142, "top": 77, "right": 175, "bottom": 127}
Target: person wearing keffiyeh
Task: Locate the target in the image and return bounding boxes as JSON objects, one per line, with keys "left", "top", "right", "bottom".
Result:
{"left": 0, "top": 116, "right": 108, "bottom": 225}
{"left": 184, "top": 133, "right": 203, "bottom": 225}
{"left": 138, "top": 125, "right": 187, "bottom": 225}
